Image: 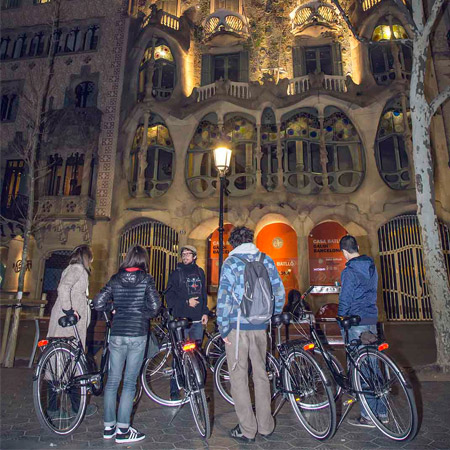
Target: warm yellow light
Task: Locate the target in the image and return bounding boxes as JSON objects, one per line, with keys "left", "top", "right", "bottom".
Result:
{"left": 213, "top": 146, "right": 232, "bottom": 175}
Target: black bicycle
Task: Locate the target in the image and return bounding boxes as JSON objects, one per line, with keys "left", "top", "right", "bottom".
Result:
{"left": 142, "top": 316, "right": 211, "bottom": 438}
{"left": 214, "top": 313, "right": 337, "bottom": 440}
{"left": 296, "top": 287, "right": 418, "bottom": 441}
{"left": 33, "top": 310, "right": 142, "bottom": 436}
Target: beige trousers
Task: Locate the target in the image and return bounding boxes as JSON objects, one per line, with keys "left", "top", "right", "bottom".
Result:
{"left": 225, "top": 329, "right": 274, "bottom": 439}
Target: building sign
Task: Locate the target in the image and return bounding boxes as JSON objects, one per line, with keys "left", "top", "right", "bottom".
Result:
{"left": 308, "top": 222, "right": 347, "bottom": 286}
{"left": 256, "top": 223, "right": 299, "bottom": 301}
{"left": 207, "top": 224, "right": 234, "bottom": 292}
{"left": 13, "top": 259, "right": 32, "bottom": 273}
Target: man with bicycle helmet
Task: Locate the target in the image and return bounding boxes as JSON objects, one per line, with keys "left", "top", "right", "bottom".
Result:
{"left": 165, "top": 244, "right": 209, "bottom": 400}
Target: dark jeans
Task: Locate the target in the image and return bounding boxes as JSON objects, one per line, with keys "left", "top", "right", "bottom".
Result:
{"left": 104, "top": 335, "right": 147, "bottom": 429}
{"left": 343, "top": 324, "right": 387, "bottom": 419}
{"left": 48, "top": 385, "right": 80, "bottom": 413}
{"left": 170, "top": 322, "right": 204, "bottom": 396}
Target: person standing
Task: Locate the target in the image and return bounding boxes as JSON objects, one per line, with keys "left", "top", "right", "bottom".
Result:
{"left": 94, "top": 245, "right": 160, "bottom": 444}
{"left": 217, "top": 227, "right": 285, "bottom": 442}
{"left": 47, "top": 244, "right": 95, "bottom": 417}
{"left": 338, "top": 234, "right": 386, "bottom": 427}
{"left": 165, "top": 245, "right": 209, "bottom": 400}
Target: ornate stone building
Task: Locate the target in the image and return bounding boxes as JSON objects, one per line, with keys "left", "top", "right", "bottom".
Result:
{"left": 1, "top": 0, "right": 449, "bottom": 321}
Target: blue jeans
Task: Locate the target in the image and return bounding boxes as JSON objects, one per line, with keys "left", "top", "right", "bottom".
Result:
{"left": 344, "top": 325, "right": 387, "bottom": 420}
{"left": 170, "top": 322, "right": 204, "bottom": 396}
{"left": 104, "top": 335, "right": 146, "bottom": 429}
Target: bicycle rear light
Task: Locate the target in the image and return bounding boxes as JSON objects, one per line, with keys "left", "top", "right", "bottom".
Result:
{"left": 38, "top": 339, "right": 48, "bottom": 348}
{"left": 378, "top": 342, "right": 389, "bottom": 351}
{"left": 183, "top": 342, "right": 196, "bottom": 351}
{"left": 303, "top": 343, "right": 315, "bottom": 351}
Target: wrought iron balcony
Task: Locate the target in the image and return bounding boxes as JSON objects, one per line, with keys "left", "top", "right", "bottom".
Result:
{"left": 203, "top": 9, "right": 249, "bottom": 43}
{"left": 290, "top": 1, "right": 338, "bottom": 34}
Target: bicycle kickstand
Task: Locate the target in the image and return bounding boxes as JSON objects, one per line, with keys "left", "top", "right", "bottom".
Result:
{"left": 272, "top": 394, "right": 287, "bottom": 417}
{"left": 337, "top": 396, "right": 357, "bottom": 428}
{"left": 168, "top": 398, "right": 187, "bottom": 426}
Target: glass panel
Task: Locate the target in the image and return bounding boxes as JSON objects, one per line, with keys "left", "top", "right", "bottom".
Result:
{"left": 379, "top": 137, "right": 397, "bottom": 172}
{"left": 227, "top": 54, "right": 239, "bottom": 81}
{"left": 214, "top": 56, "right": 225, "bottom": 81}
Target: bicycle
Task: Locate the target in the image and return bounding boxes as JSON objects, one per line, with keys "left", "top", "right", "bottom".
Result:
{"left": 33, "top": 310, "right": 142, "bottom": 436}
{"left": 214, "top": 312, "right": 337, "bottom": 440}
{"left": 142, "top": 316, "right": 211, "bottom": 438}
{"left": 295, "top": 287, "right": 418, "bottom": 442}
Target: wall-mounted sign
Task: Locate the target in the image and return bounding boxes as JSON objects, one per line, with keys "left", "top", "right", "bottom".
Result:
{"left": 207, "top": 223, "right": 234, "bottom": 292}
{"left": 256, "top": 223, "right": 298, "bottom": 301}
{"left": 13, "top": 259, "right": 32, "bottom": 273}
{"left": 308, "top": 222, "right": 347, "bottom": 287}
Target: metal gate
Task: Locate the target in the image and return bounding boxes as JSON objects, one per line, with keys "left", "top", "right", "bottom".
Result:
{"left": 118, "top": 219, "right": 179, "bottom": 294}
{"left": 378, "top": 215, "right": 450, "bottom": 321}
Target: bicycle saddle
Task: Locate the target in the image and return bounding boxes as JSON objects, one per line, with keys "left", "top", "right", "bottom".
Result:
{"left": 272, "top": 312, "right": 291, "bottom": 326}
{"left": 168, "top": 318, "right": 189, "bottom": 330}
{"left": 336, "top": 315, "right": 361, "bottom": 330}
{"left": 58, "top": 314, "right": 79, "bottom": 328}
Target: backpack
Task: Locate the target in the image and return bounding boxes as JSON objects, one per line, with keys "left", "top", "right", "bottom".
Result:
{"left": 233, "top": 253, "right": 275, "bottom": 324}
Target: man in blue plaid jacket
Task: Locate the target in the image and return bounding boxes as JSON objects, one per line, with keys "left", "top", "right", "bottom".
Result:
{"left": 217, "top": 226, "right": 285, "bottom": 442}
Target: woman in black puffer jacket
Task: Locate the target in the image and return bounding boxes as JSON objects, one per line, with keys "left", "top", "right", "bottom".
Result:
{"left": 94, "top": 245, "right": 160, "bottom": 444}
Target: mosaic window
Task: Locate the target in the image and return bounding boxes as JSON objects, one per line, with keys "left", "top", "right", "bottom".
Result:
{"left": 370, "top": 20, "right": 411, "bottom": 85}
{"left": 376, "top": 99, "right": 411, "bottom": 190}
{"left": 260, "top": 108, "right": 278, "bottom": 191}
{"left": 138, "top": 40, "right": 176, "bottom": 101}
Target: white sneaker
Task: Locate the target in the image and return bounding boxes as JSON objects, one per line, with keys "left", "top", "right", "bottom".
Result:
{"left": 115, "top": 426, "right": 145, "bottom": 443}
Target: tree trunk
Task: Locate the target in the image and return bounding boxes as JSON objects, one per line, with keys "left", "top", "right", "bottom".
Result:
{"left": 410, "top": 32, "right": 450, "bottom": 371}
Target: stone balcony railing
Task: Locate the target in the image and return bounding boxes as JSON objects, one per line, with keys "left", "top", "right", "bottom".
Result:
{"left": 196, "top": 80, "right": 251, "bottom": 102}
{"left": 288, "top": 74, "right": 347, "bottom": 95}
{"left": 38, "top": 195, "right": 95, "bottom": 219}
{"left": 142, "top": 10, "right": 180, "bottom": 31}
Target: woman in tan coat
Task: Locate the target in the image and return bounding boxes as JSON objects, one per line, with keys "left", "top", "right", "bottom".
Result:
{"left": 47, "top": 245, "right": 93, "bottom": 348}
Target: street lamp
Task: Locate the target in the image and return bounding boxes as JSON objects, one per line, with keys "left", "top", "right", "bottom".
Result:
{"left": 213, "top": 146, "right": 232, "bottom": 278}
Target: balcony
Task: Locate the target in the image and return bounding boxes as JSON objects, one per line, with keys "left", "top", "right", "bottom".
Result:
{"left": 38, "top": 195, "right": 95, "bottom": 219}
{"left": 203, "top": 9, "right": 249, "bottom": 45}
{"left": 142, "top": 10, "right": 180, "bottom": 31}
{"left": 288, "top": 74, "right": 347, "bottom": 95}
{"left": 196, "top": 79, "right": 251, "bottom": 102}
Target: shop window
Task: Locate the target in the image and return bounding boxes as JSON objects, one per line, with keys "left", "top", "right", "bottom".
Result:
{"left": 46, "top": 154, "right": 63, "bottom": 195}
{"left": 63, "top": 153, "right": 84, "bottom": 196}
{"left": 28, "top": 32, "right": 45, "bottom": 57}
{"left": 260, "top": 108, "right": 278, "bottom": 191}
{"left": 375, "top": 99, "right": 410, "bottom": 189}
{"left": 75, "top": 81, "right": 96, "bottom": 107}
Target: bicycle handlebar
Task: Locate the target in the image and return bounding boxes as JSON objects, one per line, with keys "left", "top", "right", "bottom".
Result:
{"left": 301, "top": 285, "right": 315, "bottom": 300}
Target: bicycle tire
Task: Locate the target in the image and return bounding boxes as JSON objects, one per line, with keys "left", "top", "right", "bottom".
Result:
{"left": 183, "top": 351, "right": 211, "bottom": 439}
{"left": 353, "top": 347, "right": 418, "bottom": 441}
{"left": 141, "top": 343, "right": 188, "bottom": 407}
{"left": 204, "top": 332, "right": 224, "bottom": 372}
{"left": 283, "top": 349, "right": 336, "bottom": 440}
{"left": 33, "top": 342, "right": 87, "bottom": 436}
{"left": 214, "top": 351, "right": 279, "bottom": 406}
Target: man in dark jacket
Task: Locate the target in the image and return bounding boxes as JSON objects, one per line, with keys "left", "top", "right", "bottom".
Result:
{"left": 165, "top": 245, "right": 209, "bottom": 400}
{"left": 338, "top": 235, "right": 386, "bottom": 428}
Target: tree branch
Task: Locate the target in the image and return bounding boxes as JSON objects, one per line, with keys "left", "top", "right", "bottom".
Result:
{"left": 430, "top": 86, "right": 450, "bottom": 117}
{"left": 422, "top": 0, "right": 447, "bottom": 42}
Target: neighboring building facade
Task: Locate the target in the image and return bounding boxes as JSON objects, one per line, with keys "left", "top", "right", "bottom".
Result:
{"left": 1, "top": 0, "right": 449, "bottom": 321}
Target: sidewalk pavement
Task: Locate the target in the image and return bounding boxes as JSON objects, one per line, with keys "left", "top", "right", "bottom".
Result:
{"left": 1, "top": 365, "right": 450, "bottom": 450}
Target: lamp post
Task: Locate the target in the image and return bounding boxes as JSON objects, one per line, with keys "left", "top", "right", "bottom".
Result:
{"left": 213, "top": 146, "right": 232, "bottom": 278}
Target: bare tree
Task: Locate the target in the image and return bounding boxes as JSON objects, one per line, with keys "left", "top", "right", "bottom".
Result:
{"left": 331, "top": 0, "right": 450, "bottom": 371}
{"left": 1, "top": 0, "right": 62, "bottom": 368}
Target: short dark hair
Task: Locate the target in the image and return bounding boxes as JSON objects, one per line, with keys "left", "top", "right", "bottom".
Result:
{"left": 69, "top": 245, "right": 93, "bottom": 273}
{"left": 228, "top": 226, "right": 254, "bottom": 248}
{"left": 339, "top": 235, "right": 358, "bottom": 254}
{"left": 120, "top": 245, "right": 149, "bottom": 272}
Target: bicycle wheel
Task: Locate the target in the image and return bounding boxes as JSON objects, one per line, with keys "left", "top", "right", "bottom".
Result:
{"left": 283, "top": 349, "right": 336, "bottom": 440}
{"left": 204, "top": 332, "right": 224, "bottom": 372}
{"left": 183, "top": 351, "right": 211, "bottom": 439}
{"left": 214, "top": 351, "right": 279, "bottom": 406}
{"left": 353, "top": 348, "right": 418, "bottom": 441}
{"left": 33, "top": 342, "right": 87, "bottom": 436}
{"left": 313, "top": 348, "right": 344, "bottom": 402}
{"left": 141, "top": 343, "right": 188, "bottom": 407}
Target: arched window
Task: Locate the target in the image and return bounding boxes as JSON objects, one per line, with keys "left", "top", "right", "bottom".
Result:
{"left": 129, "top": 124, "right": 143, "bottom": 193}
{"left": 260, "top": 108, "right": 278, "bottom": 191}
{"left": 64, "top": 28, "right": 81, "bottom": 52}
{"left": 0, "top": 94, "right": 18, "bottom": 122}
{"left": 144, "top": 117, "right": 174, "bottom": 197}
{"left": 0, "top": 38, "right": 11, "bottom": 60}
{"left": 63, "top": 153, "right": 84, "bottom": 196}
{"left": 223, "top": 115, "right": 256, "bottom": 195}
{"left": 75, "top": 81, "right": 96, "bottom": 107}
{"left": 186, "top": 115, "right": 220, "bottom": 198}
{"left": 83, "top": 25, "right": 99, "bottom": 51}
{"left": 282, "top": 109, "right": 322, "bottom": 194}
{"left": 12, "top": 34, "right": 26, "bottom": 59}
{"left": 46, "top": 154, "right": 63, "bottom": 195}
{"left": 51, "top": 29, "right": 62, "bottom": 54}
{"left": 324, "top": 107, "right": 364, "bottom": 193}
{"left": 138, "top": 40, "right": 176, "bottom": 101}
{"left": 370, "top": 19, "right": 412, "bottom": 85}
{"left": 28, "top": 32, "right": 45, "bottom": 57}
{"left": 375, "top": 98, "right": 410, "bottom": 190}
